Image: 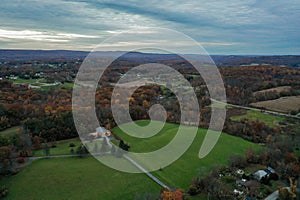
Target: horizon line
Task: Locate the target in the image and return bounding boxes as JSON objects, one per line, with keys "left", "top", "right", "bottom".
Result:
{"left": 0, "top": 48, "right": 299, "bottom": 56}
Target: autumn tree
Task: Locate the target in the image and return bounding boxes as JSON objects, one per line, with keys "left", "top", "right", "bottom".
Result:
{"left": 32, "top": 135, "right": 41, "bottom": 150}
{"left": 160, "top": 189, "right": 183, "bottom": 200}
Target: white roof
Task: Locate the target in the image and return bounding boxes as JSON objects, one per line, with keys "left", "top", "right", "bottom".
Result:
{"left": 89, "top": 132, "right": 98, "bottom": 136}
{"left": 254, "top": 170, "right": 267, "bottom": 179}
{"left": 96, "top": 127, "right": 107, "bottom": 134}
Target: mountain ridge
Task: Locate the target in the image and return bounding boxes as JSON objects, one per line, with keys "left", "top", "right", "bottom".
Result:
{"left": 0, "top": 49, "right": 299, "bottom": 68}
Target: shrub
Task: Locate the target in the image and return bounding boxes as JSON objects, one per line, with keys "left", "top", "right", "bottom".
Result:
{"left": 187, "top": 184, "right": 199, "bottom": 195}
{"left": 76, "top": 145, "right": 89, "bottom": 157}
{"left": 0, "top": 185, "right": 8, "bottom": 197}
{"left": 70, "top": 148, "right": 75, "bottom": 154}
{"left": 263, "top": 185, "right": 273, "bottom": 196}
{"left": 290, "top": 110, "right": 298, "bottom": 115}
{"left": 17, "top": 157, "right": 25, "bottom": 163}
{"left": 229, "top": 154, "right": 247, "bottom": 168}
{"left": 221, "top": 176, "right": 236, "bottom": 184}
{"left": 19, "top": 150, "right": 32, "bottom": 157}
{"left": 69, "top": 143, "right": 76, "bottom": 147}
{"left": 51, "top": 143, "right": 57, "bottom": 148}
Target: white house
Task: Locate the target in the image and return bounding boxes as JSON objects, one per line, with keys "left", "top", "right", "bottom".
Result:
{"left": 89, "top": 126, "right": 111, "bottom": 138}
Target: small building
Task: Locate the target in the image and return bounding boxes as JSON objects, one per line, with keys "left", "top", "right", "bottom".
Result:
{"left": 89, "top": 127, "right": 111, "bottom": 138}
{"left": 253, "top": 167, "right": 278, "bottom": 183}
{"left": 233, "top": 189, "right": 244, "bottom": 195}
{"left": 253, "top": 170, "right": 268, "bottom": 181}
{"left": 9, "top": 75, "right": 18, "bottom": 80}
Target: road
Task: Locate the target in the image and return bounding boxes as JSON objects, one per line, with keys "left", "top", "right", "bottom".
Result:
{"left": 211, "top": 99, "right": 300, "bottom": 120}
{"left": 104, "top": 137, "right": 170, "bottom": 190}
{"left": 265, "top": 190, "right": 279, "bottom": 200}
{"left": 123, "top": 154, "right": 170, "bottom": 190}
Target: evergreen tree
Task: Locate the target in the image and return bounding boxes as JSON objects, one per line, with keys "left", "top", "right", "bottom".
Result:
{"left": 44, "top": 144, "right": 50, "bottom": 157}
{"left": 110, "top": 145, "right": 116, "bottom": 155}
{"left": 100, "top": 139, "right": 108, "bottom": 153}
{"left": 93, "top": 143, "right": 99, "bottom": 153}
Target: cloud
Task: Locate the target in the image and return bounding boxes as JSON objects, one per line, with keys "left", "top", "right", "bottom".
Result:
{"left": 0, "top": 0, "right": 299, "bottom": 54}
{"left": 0, "top": 29, "right": 99, "bottom": 43}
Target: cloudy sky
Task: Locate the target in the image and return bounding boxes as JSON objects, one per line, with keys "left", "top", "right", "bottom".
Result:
{"left": 0, "top": 0, "right": 299, "bottom": 54}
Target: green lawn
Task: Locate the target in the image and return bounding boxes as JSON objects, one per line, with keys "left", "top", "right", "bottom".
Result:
{"left": 32, "top": 137, "right": 113, "bottom": 157}
{"left": 39, "top": 82, "right": 74, "bottom": 91}
{"left": 32, "top": 138, "right": 82, "bottom": 156}
{"left": 0, "top": 157, "right": 161, "bottom": 200}
{"left": 113, "top": 121, "right": 261, "bottom": 189}
{"left": 230, "top": 110, "right": 284, "bottom": 128}
{"left": 208, "top": 101, "right": 231, "bottom": 109}
{"left": 10, "top": 78, "right": 74, "bottom": 90}
{"left": 1, "top": 121, "right": 261, "bottom": 199}
{"left": 0, "top": 126, "right": 20, "bottom": 137}
{"left": 10, "top": 78, "right": 38, "bottom": 84}
{"left": 61, "top": 82, "right": 74, "bottom": 89}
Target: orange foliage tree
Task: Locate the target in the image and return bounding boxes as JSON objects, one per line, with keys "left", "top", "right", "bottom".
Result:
{"left": 160, "top": 189, "right": 183, "bottom": 200}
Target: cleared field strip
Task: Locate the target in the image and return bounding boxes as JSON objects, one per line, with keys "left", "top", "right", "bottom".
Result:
{"left": 253, "top": 86, "right": 291, "bottom": 96}
{"left": 250, "top": 96, "right": 300, "bottom": 114}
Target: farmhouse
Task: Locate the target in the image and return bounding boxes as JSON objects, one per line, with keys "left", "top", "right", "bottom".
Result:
{"left": 253, "top": 167, "right": 278, "bottom": 182}
{"left": 89, "top": 126, "right": 111, "bottom": 138}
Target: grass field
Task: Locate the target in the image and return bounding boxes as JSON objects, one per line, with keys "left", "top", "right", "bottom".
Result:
{"left": 113, "top": 121, "right": 261, "bottom": 189}
{"left": 39, "top": 82, "right": 74, "bottom": 91}
{"left": 10, "top": 78, "right": 38, "bottom": 84}
{"left": 1, "top": 121, "right": 261, "bottom": 199}
{"left": 250, "top": 96, "right": 300, "bottom": 113}
{"left": 253, "top": 86, "right": 291, "bottom": 96}
{"left": 32, "top": 138, "right": 82, "bottom": 156}
{"left": 0, "top": 157, "right": 161, "bottom": 200}
{"left": 11, "top": 78, "right": 74, "bottom": 90}
{"left": 0, "top": 126, "right": 20, "bottom": 137}
{"left": 230, "top": 110, "right": 284, "bottom": 128}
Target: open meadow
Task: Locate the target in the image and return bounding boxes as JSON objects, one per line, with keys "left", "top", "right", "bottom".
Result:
{"left": 0, "top": 121, "right": 261, "bottom": 199}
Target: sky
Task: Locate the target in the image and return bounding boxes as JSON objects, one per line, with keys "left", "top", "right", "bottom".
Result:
{"left": 0, "top": 0, "right": 299, "bottom": 54}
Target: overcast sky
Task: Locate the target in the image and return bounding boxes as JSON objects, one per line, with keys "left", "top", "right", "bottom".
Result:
{"left": 0, "top": 0, "right": 299, "bottom": 54}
